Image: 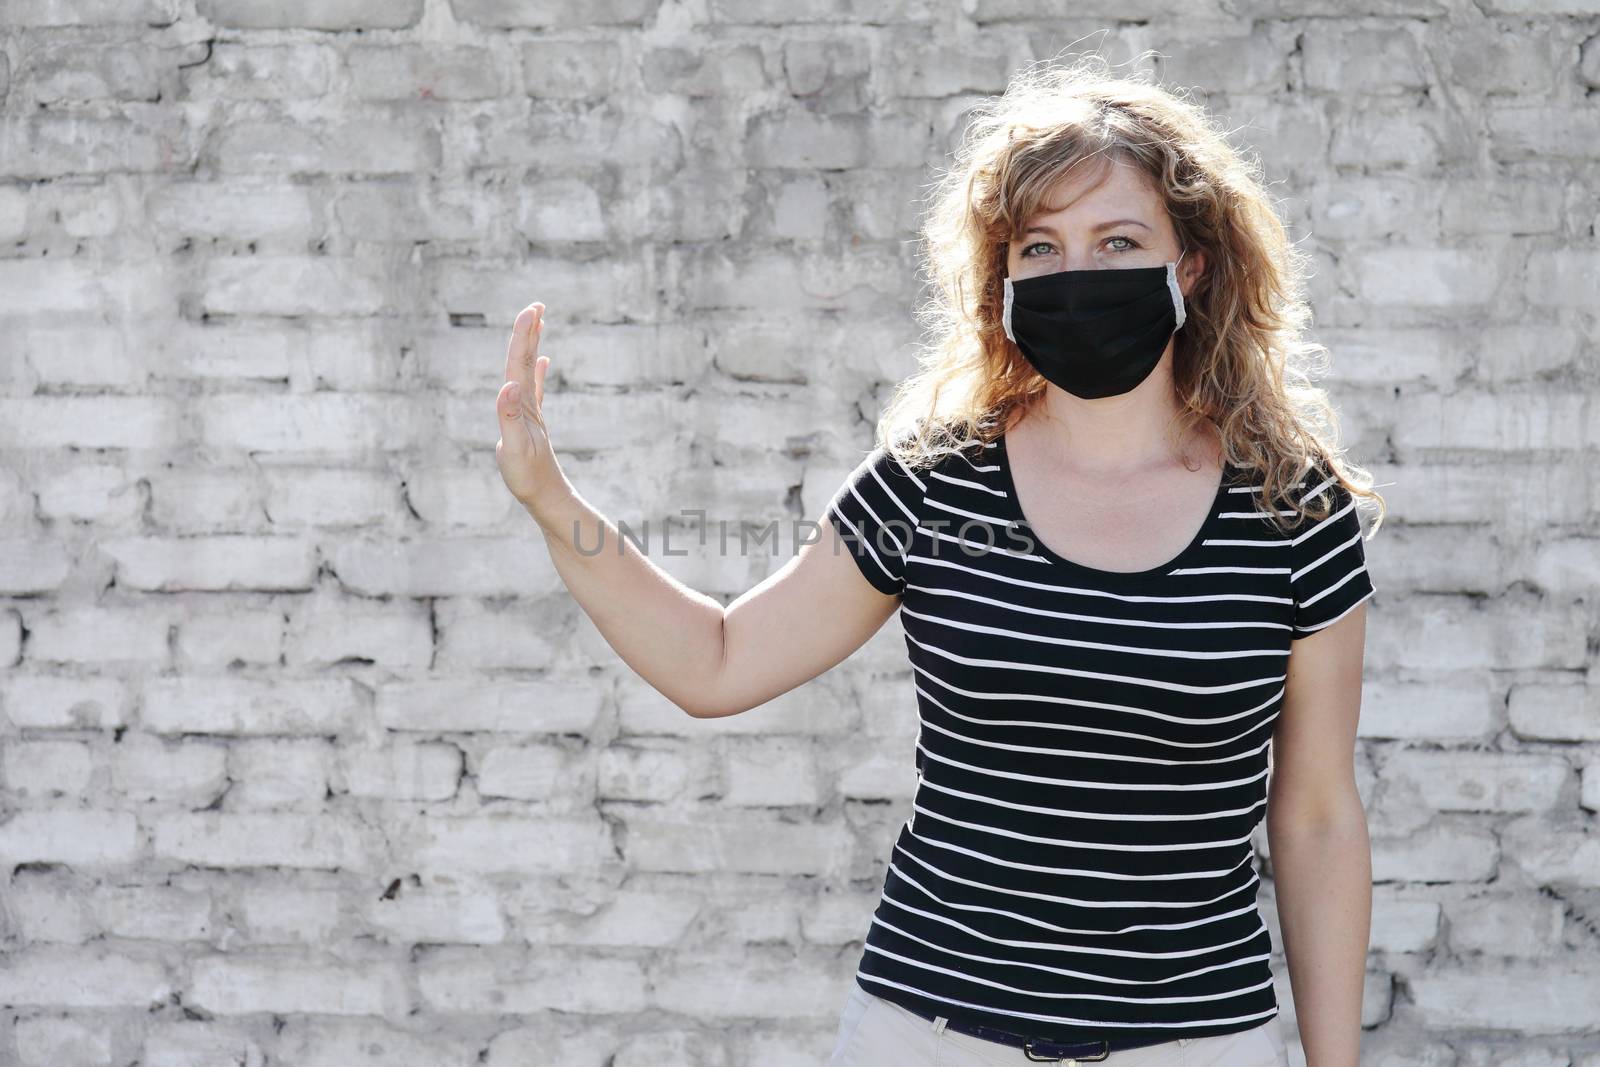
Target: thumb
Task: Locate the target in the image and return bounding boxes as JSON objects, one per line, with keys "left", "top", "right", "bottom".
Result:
{"left": 497, "top": 380, "right": 530, "bottom": 453}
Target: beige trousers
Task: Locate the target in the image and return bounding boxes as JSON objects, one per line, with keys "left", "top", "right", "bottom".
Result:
{"left": 826, "top": 983, "right": 1292, "bottom": 1067}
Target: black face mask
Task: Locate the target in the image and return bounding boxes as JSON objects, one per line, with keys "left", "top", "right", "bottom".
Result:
{"left": 1001, "top": 251, "right": 1188, "bottom": 400}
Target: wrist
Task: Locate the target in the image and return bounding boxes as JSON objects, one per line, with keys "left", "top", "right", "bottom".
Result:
{"left": 526, "top": 482, "right": 582, "bottom": 543}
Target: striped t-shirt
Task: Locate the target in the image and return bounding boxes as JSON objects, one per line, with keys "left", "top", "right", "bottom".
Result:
{"left": 825, "top": 429, "right": 1375, "bottom": 1043}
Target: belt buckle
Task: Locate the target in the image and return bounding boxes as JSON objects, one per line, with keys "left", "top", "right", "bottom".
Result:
{"left": 1023, "top": 1037, "right": 1110, "bottom": 1062}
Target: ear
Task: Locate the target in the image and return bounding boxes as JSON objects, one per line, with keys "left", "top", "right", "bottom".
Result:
{"left": 1180, "top": 248, "right": 1206, "bottom": 297}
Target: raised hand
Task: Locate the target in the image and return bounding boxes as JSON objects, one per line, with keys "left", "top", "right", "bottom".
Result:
{"left": 494, "top": 301, "right": 567, "bottom": 517}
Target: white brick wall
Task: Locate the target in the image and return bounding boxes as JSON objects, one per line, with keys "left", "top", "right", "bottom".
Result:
{"left": 1, "top": 1, "right": 1598, "bottom": 1064}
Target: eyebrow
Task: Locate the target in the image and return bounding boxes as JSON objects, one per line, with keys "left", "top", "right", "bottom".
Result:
{"left": 1022, "top": 219, "right": 1152, "bottom": 237}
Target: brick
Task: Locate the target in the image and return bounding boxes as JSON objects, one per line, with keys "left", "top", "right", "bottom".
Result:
{"left": 194, "top": 392, "right": 419, "bottom": 455}
{"left": 2, "top": 739, "right": 95, "bottom": 798}
{"left": 404, "top": 814, "right": 615, "bottom": 875}
{"left": 137, "top": 1023, "right": 272, "bottom": 1065}
{"left": 1501, "top": 815, "right": 1600, "bottom": 887}
{"left": 29, "top": 44, "right": 165, "bottom": 104}
{"left": 109, "top": 735, "right": 228, "bottom": 804}
{"left": 13, "top": 1016, "right": 113, "bottom": 1066}
{"left": 174, "top": 608, "right": 286, "bottom": 668}
{"left": 340, "top": 739, "right": 463, "bottom": 801}
{"left": 364, "top": 886, "right": 507, "bottom": 944}
{"left": 1, "top": 676, "right": 128, "bottom": 729}
{"left": 148, "top": 183, "right": 316, "bottom": 245}
{"left": 1390, "top": 390, "right": 1594, "bottom": 451}
{"left": 1371, "top": 820, "right": 1498, "bottom": 882}
{"left": 1351, "top": 248, "right": 1502, "bottom": 308}
{"left": 34, "top": 464, "right": 142, "bottom": 525}
{"left": 28, "top": 608, "right": 172, "bottom": 667}
{"left": 477, "top": 741, "right": 594, "bottom": 804}
{"left": 189, "top": 956, "right": 394, "bottom": 1014}
{"left": 98, "top": 884, "right": 213, "bottom": 941}
{"left": 430, "top": 598, "right": 569, "bottom": 671}
{"left": 713, "top": 0, "right": 933, "bottom": 22}
{"left": 326, "top": 536, "right": 565, "bottom": 597}
{"left": 0, "top": 396, "right": 180, "bottom": 449}
{"left": 152, "top": 812, "right": 368, "bottom": 869}
{"left": 144, "top": 469, "right": 265, "bottom": 531}
{"left": 23, "top": 325, "right": 147, "bottom": 388}
{"left": 0, "top": 810, "right": 141, "bottom": 867}
{"left": 1369, "top": 892, "right": 1441, "bottom": 953}
{"left": 403, "top": 464, "right": 524, "bottom": 527}
{"left": 622, "top": 809, "right": 844, "bottom": 875}
{"left": 782, "top": 37, "right": 870, "bottom": 98}
{"left": 1411, "top": 960, "right": 1600, "bottom": 1032}
{"left": 641, "top": 44, "right": 768, "bottom": 97}
{"left": 283, "top": 597, "right": 434, "bottom": 669}
{"left": 0, "top": 612, "right": 19, "bottom": 669}
{"left": 1386, "top": 751, "right": 1568, "bottom": 814}
{"left": 0, "top": 115, "right": 191, "bottom": 180}
{"left": 142, "top": 677, "right": 365, "bottom": 735}
{"left": 345, "top": 45, "right": 503, "bottom": 101}
{"left": 0, "top": 185, "right": 23, "bottom": 240}
{"left": 263, "top": 468, "right": 397, "bottom": 527}
{"left": 597, "top": 743, "right": 694, "bottom": 802}
{"left": 1154, "top": 29, "right": 1292, "bottom": 95}
{"left": 377, "top": 678, "right": 603, "bottom": 734}
{"left": 102, "top": 536, "right": 317, "bottom": 592}
{"left": 745, "top": 112, "right": 930, "bottom": 170}
{"left": 1305, "top": 178, "right": 1445, "bottom": 244}
{"left": 1525, "top": 250, "right": 1600, "bottom": 309}
{"left": 1443, "top": 893, "right": 1564, "bottom": 955}
{"left": 1360, "top": 680, "right": 1496, "bottom": 741}
{"left": 649, "top": 952, "right": 842, "bottom": 1016}
{"left": 417, "top": 950, "right": 648, "bottom": 1013}
{"left": 520, "top": 40, "right": 623, "bottom": 99}
{"left": 1510, "top": 682, "right": 1600, "bottom": 741}
{"left": 0, "top": 946, "right": 170, "bottom": 1007}
{"left": 209, "top": 118, "right": 439, "bottom": 176}
{"left": 722, "top": 737, "right": 821, "bottom": 806}
{"left": 518, "top": 883, "right": 701, "bottom": 946}
{"left": 238, "top": 885, "right": 340, "bottom": 944}
{"left": 1487, "top": 106, "right": 1600, "bottom": 161}
{"left": 1302, "top": 27, "right": 1429, "bottom": 94}
{"left": 227, "top": 739, "right": 333, "bottom": 809}
{"left": 197, "top": 0, "right": 423, "bottom": 29}
{"left": 454, "top": 0, "right": 661, "bottom": 28}
{"left": 0, "top": 539, "right": 73, "bottom": 594}
{"left": 1, "top": 0, "right": 175, "bottom": 24}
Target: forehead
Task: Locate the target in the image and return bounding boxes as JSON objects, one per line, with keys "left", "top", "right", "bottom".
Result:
{"left": 1024, "top": 160, "right": 1162, "bottom": 224}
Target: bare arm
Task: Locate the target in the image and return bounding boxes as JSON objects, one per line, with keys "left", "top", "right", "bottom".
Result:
{"left": 494, "top": 301, "right": 901, "bottom": 718}
{"left": 1266, "top": 605, "right": 1372, "bottom": 1067}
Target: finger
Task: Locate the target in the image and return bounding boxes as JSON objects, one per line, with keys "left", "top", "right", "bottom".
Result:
{"left": 504, "top": 302, "right": 544, "bottom": 395}
{"left": 496, "top": 379, "right": 530, "bottom": 456}
{"left": 533, "top": 353, "right": 548, "bottom": 414}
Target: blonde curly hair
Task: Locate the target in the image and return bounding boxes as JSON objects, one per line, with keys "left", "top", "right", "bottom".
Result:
{"left": 879, "top": 51, "right": 1385, "bottom": 537}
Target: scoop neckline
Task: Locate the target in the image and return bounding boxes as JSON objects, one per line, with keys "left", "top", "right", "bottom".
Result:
{"left": 993, "top": 431, "right": 1233, "bottom": 582}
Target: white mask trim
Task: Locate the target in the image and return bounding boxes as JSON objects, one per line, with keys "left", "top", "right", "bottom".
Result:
{"left": 1002, "top": 276, "right": 1016, "bottom": 343}
{"left": 1167, "top": 251, "right": 1187, "bottom": 332}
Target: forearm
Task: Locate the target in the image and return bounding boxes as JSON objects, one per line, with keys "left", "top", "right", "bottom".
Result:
{"left": 529, "top": 486, "right": 724, "bottom": 716}
{"left": 1265, "top": 811, "right": 1371, "bottom": 1067}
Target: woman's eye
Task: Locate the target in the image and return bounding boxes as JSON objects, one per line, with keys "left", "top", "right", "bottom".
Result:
{"left": 1019, "top": 236, "right": 1141, "bottom": 258}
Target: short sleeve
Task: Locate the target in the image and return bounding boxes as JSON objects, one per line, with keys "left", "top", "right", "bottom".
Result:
{"left": 825, "top": 445, "right": 925, "bottom": 597}
{"left": 1288, "top": 462, "right": 1376, "bottom": 638}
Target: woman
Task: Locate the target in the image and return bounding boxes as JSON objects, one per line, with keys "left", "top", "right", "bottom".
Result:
{"left": 494, "top": 55, "right": 1381, "bottom": 1067}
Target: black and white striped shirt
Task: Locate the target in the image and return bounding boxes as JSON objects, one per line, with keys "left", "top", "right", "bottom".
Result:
{"left": 825, "top": 429, "right": 1376, "bottom": 1043}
